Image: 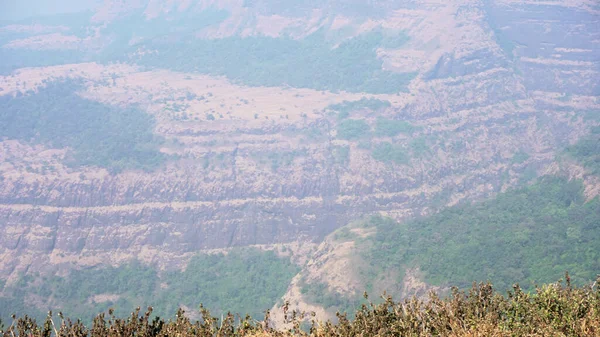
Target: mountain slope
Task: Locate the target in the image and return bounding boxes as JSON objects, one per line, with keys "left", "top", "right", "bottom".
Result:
{"left": 0, "top": 0, "right": 599, "bottom": 322}
{"left": 284, "top": 147, "right": 600, "bottom": 319}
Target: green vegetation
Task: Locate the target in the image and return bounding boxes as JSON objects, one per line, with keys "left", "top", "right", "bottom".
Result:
{"left": 0, "top": 262, "right": 156, "bottom": 323}
{"left": 107, "top": 10, "right": 229, "bottom": 44}
{"left": 0, "top": 249, "right": 298, "bottom": 323}
{"left": 202, "top": 151, "right": 231, "bottom": 170}
{"left": 331, "top": 145, "right": 350, "bottom": 165}
{"left": 0, "top": 49, "right": 84, "bottom": 75}
{"left": 374, "top": 118, "right": 418, "bottom": 137}
{"left": 331, "top": 227, "right": 357, "bottom": 242}
{"left": 566, "top": 132, "right": 600, "bottom": 174}
{"left": 158, "top": 250, "right": 299, "bottom": 318}
{"left": 0, "top": 14, "right": 414, "bottom": 92}
{"left": 409, "top": 136, "right": 432, "bottom": 158}
{"left": 0, "top": 80, "right": 164, "bottom": 173}
{"left": 336, "top": 119, "right": 370, "bottom": 140}
{"left": 97, "top": 9, "right": 229, "bottom": 61}
{"left": 378, "top": 31, "right": 411, "bottom": 49}
{"left": 302, "top": 126, "right": 327, "bottom": 142}
{"left": 39, "top": 261, "right": 155, "bottom": 319}
{"left": 371, "top": 142, "right": 409, "bottom": 164}
{"left": 299, "top": 279, "right": 364, "bottom": 316}
{"left": 268, "top": 150, "right": 306, "bottom": 171}
{"left": 326, "top": 98, "right": 391, "bottom": 116}
{"left": 363, "top": 176, "right": 600, "bottom": 292}
{"left": 511, "top": 149, "right": 530, "bottom": 164}
{"left": 2, "top": 278, "right": 599, "bottom": 336}
{"left": 138, "top": 31, "right": 416, "bottom": 94}
{"left": 357, "top": 139, "right": 372, "bottom": 149}
{"left": 583, "top": 110, "right": 600, "bottom": 122}
{"left": 518, "top": 165, "right": 539, "bottom": 184}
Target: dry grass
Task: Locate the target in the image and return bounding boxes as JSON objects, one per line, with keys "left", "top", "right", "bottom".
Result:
{"left": 2, "top": 274, "right": 599, "bottom": 337}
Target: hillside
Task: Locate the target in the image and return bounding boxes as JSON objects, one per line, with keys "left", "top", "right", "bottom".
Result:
{"left": 287, "top": 167, "right": 600, "bottom": 318}
{"left": 2, "top": 279, "right": 600, "bottom": 337}
{"left": 0, "top": 0, "right": 599, "bottom": 324}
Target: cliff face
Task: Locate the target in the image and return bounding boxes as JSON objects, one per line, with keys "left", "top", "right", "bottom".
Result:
{"left": 0, "top": 0, "right": 598, "bottom": 299}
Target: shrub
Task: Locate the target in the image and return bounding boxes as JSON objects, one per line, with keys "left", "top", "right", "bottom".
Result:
{"left": 1, "top": 277, "right": 599, "bottom": 337}
{"left": 375, "top": 118, "right": 417, "bottom": 137}
{"left": 336, "top": 119, "right": 370, "bottom": 140}
{"left": 371, "top": 142, "right": 409, "bottom": 164}
{"left": 327, "top": 98, "right": 391, "bottom": 116}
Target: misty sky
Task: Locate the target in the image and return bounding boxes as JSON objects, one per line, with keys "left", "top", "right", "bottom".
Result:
{"left": 0, "top": 0, "right": 100, "bottom": 21}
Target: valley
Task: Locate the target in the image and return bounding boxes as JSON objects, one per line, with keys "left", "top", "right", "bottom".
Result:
{"left": 0, "top": 0, "right": 598, "bottom": 324}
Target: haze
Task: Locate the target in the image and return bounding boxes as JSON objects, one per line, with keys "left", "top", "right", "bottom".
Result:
{"left": 0, "top": 0, "right": 598, "bottom": 326}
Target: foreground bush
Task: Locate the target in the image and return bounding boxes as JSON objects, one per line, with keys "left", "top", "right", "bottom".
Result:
{"left": 1, "top": 274, "right": 598, "bottom": 337}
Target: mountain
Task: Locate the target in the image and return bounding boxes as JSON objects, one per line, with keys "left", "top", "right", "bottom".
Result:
{"left": 0, "top": 0, "right": 599, "bottom": 323}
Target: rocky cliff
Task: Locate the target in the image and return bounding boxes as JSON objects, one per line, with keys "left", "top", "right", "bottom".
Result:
{"left": 0, "top": 0, "right": 598, "bottom": 317}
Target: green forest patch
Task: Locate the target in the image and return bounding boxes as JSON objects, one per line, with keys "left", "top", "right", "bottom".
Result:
{"left": 371, "top": 142, "right": 410, "bottom": 164}
{"left": 0, "top": 80, "right": 165, "bottom": 173}
{"left": 137, "top": 31, "right": 415, "bottom": 94}
{"left": 0, "top": 249, "right": 299, "bottom": 323}
{"left": 362, "top": 176, "right": 600, "bottom": 292}
{"left": 326, "top": 98, "right": 391, "bottom": 118}
{"left": 374, "top": 118, "right": 418, "bottom": 137}
{"left": 337, "top": 119, "right": 371, "bottom": 140}
{"left": 565, "top": 130, "right": 600, "bottom": 175}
